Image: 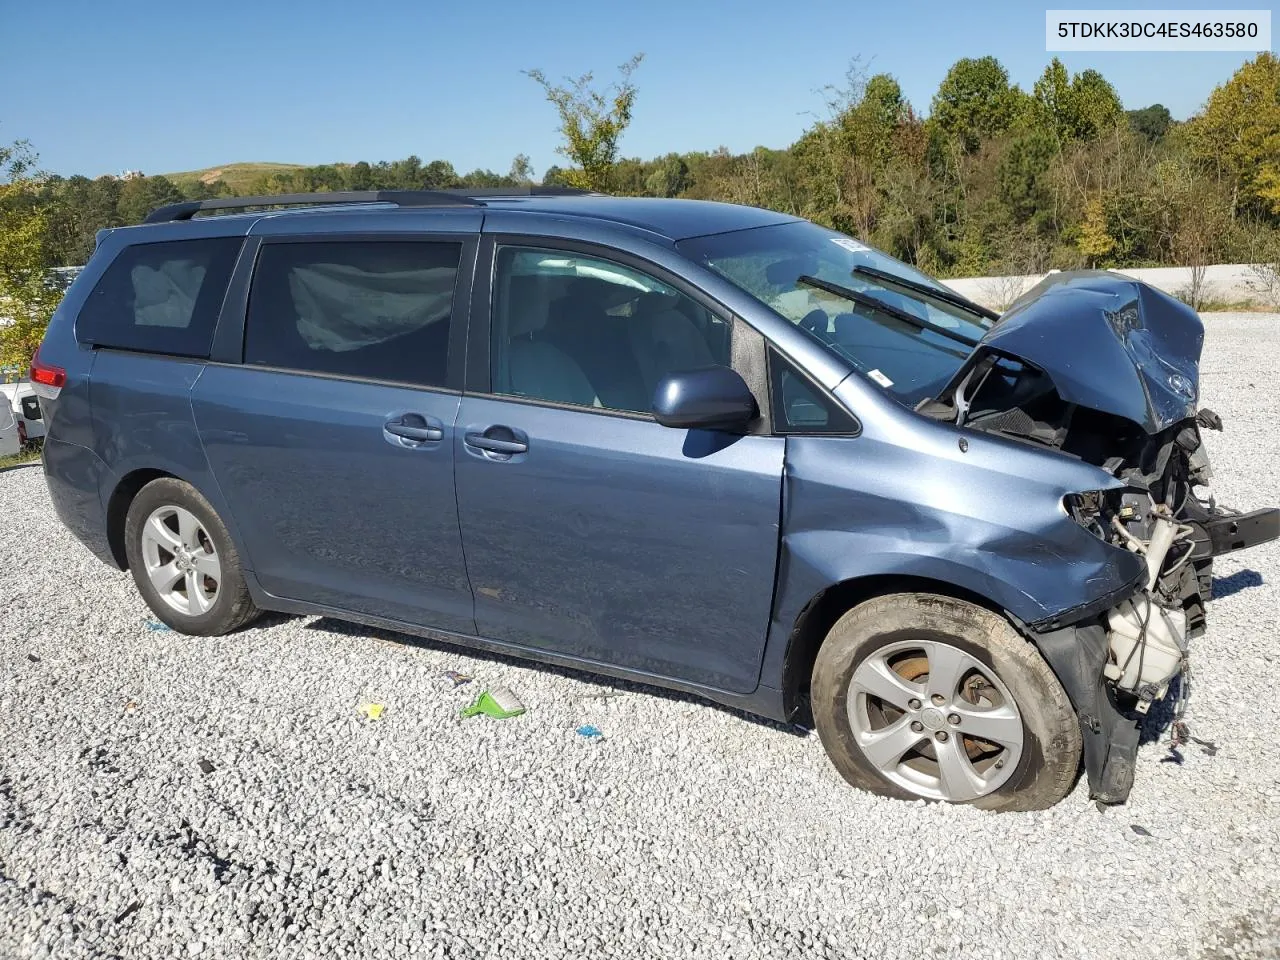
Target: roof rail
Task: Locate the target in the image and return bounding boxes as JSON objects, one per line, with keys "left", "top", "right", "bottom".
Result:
{"left": 141, "top": 190, "right": 486, "bottom": 224}
{"left": 442, "top": 187, "right": 595, "bottom": 197}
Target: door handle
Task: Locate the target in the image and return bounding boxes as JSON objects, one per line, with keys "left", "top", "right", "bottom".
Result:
{"left": 385, "top": 414, "right": 443, "bottom": 443}
{"left": 464, "top": 432, "right": 528, "bottom": 455}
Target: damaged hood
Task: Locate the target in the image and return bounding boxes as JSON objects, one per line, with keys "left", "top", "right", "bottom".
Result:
{"left": 982, "top": 271, "right": 1204, "bottom": 434}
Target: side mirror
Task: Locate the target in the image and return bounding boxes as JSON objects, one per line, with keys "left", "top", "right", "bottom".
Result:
{"left": 652, "top": 365, "right": 758, "bottom": 431}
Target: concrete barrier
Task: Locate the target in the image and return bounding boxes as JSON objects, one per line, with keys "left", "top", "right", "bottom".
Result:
{"left": 941, "top": 263, "right": 1280, "bottom": 311}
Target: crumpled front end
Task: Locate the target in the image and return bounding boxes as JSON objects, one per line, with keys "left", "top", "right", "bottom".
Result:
{"left": 921, "top": 270, "right": 1280, "bottom": 802}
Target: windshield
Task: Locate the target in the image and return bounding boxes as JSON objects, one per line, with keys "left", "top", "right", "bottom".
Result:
{"left": 678, "top": 220, "right": 993, "bottom": 406}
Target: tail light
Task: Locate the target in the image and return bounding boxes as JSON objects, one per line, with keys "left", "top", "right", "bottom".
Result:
{"left": 30, "top": 347, "right": 66, "bottom": 400}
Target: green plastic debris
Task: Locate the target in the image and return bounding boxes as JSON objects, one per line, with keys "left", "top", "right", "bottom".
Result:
{"left": 460, "top": 686, "right": 526, "bottom": 720}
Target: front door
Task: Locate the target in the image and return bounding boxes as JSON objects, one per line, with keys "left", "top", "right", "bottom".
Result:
{"left": 454, "top": 243, "right": 784, "bottom": 693}
{"left": 194, "top": 235, "right": 477, "bottom": 633}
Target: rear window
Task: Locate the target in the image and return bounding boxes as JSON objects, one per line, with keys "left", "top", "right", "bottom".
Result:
{"left": 244, "top": 240, "right": 461, "bottom": 388}
{"left": 76, "top": 238, "right": 243, "bottom": 357}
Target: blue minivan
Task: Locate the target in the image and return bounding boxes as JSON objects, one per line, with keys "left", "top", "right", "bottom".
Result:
{"left": 34, "top": 189, "right": 1277, "bottom": 811}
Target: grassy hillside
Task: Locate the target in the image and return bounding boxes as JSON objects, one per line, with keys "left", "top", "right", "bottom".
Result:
{"left": 162, "top": 162, "right": 305, "bottom": 192}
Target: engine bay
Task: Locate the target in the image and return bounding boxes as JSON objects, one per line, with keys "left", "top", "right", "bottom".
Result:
{"left": 922, "top": 345, "right": 1278, "bottom": 700}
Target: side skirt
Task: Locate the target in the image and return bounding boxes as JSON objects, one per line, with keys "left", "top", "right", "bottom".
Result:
{"left": 242, "top": 573, "right": 793, "bottom": 727}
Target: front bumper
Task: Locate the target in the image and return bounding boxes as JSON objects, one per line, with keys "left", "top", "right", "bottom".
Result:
{"left": 1186, "top": 506, "right": 1280, "bottom": 560}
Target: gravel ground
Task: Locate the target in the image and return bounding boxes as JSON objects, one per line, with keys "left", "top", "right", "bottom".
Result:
{"left": 1, "top": 312, "right": 1278, "bottom": 960}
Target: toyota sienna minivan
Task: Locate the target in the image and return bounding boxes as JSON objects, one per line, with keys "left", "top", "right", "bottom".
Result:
{"left": 34, "top": 188, "right": 1278, "bottom": 810}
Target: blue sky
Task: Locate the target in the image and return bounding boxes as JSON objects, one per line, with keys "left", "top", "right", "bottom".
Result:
{"left": 0, "top": 0, "right": 1265, "bottom": 179}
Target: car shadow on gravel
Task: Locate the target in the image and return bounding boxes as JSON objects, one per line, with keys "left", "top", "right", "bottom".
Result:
{"left": 1212, "top": 569, "right": 1264, "bottom": 599}
{"left": 1136, "top": 678, "right": 1181, "bottom": 748}
{"left": 280, "top": 615, "right": 811, "bottom": 738}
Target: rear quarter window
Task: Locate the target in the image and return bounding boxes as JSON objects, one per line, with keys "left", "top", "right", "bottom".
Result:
{"left": 76, "top": 237, "right": 243, "bottom": 358}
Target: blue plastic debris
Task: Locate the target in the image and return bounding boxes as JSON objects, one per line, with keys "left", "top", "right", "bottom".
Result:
{"left": 576, "top": 725, "right": 604, "bottom": 739}
{"left": 145, "top": 621, "right": 171, "bottom": 632}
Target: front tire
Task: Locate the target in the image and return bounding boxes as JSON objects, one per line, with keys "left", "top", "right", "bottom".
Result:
{"left": 124, "top": 478, "right": 260, "bottom": 636}
{"left": 811, "top": 593, "right": 1081, "bottom": 812}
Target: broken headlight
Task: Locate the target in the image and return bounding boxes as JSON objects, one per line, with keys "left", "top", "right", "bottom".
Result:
{"left": 1063, "top": 489, "right": 1152, "bottom": 548}
{"left": 1063, "top": 489, "right": 1128, "bottom": 540}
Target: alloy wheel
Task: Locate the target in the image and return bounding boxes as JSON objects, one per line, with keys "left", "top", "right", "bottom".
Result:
{"left": 847, "top": 639, "right": 1024, "bottom": 802}
{"left": 140, "top": 504, "right": 221, "bottom": 617}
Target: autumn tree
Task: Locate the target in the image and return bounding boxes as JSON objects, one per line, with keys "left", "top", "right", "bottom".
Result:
{"left": 1188, "top": 52, "right": 1280, "bottom": 216}
{"left": 525, "top": 54, "right": 644, "bottom": 192}
{"left": 1076, "top": 195, "right": 1116, "bottom": 265}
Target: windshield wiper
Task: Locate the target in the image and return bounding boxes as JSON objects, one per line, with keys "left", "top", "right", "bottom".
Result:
{"left": 795, "top": 275, "right": 981, "bottom": 349}
{"left": 850, "top": 264, "right": 998, "bottom": 323}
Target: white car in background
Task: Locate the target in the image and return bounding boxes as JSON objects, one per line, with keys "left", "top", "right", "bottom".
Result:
{"left": 0, "top": 401, "right": 18, "bottom": 458}
{"left": 0, "top": 381, "right": 45, "bottom": 446}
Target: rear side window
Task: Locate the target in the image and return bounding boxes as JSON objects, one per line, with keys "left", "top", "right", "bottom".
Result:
{"left": 245, "top": 241, "right": 461, "bottom": 388}
{"left": 76, "top": 238, "right": 242, "bottom": 357}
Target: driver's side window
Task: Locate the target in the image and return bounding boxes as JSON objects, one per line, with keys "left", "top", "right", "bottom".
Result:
{"left": 490, "top": 246, "right": 731, "bottom": 415}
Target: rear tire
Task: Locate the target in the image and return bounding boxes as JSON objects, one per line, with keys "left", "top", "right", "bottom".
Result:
{"left": 811, "top": 593, "right": 1081, "bottom": 812}
{"left": 124, "top": 478, "right": 260, "bottom": 636}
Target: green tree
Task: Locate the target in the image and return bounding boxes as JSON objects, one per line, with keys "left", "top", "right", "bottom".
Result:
{"left": 507, "top": 153, "right": 535, "bottom": 185}
{"left": 1127, "top": 104, "right": 1172, "bottom": 142}
{"left": 421, "top": 160, "right": 461, "bottom": 189}
{"left": 525, "top": 53, "right": 644, "bottom": 191}
{"left": 116, "top": 175, "right": 184, "bottom": 224}
{"left": 844, "top": 74, "right": 909, "bottom": 166}
{"left": 0, "top": 138, "right": 59, "bottom": 367}
{"left": 39, "top": 174, "right": 123, "bottom": 265}
{"left": 997, "top": 130, "right": 1057, "bottom": 228}
{"left": 354, "top": 162, "right": 376, "bottom": 189}
{"left": 644, "top": 153, "right": 690, "bottom": 197}
{"left": 931, "top": 56, "right": 1023, "bottom": 152}
{"left": 1070, "top": 69, "right": 1125, "bottom": 140}
{"left": 1033, "top": 58, "right": 1123, "bottom": 143}
{"left": 1032, "top": 58, "right": 1072, "bottom": 143}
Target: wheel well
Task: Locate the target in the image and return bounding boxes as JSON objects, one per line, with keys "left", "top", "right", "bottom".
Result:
{"left": 781, "top": 574, "right": 1003, "bottom": 723}
{"left": 105, "top": 469, "right": 175, "bottom": 570}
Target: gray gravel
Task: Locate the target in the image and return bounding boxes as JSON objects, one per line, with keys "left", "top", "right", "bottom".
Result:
{"left": 2, "top": 311, "right": 1278, "bottom": 960}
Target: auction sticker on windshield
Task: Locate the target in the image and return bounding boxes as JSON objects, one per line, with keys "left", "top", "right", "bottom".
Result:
{"left": 831, "top": 238, "right": 870, "bottom": 254}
